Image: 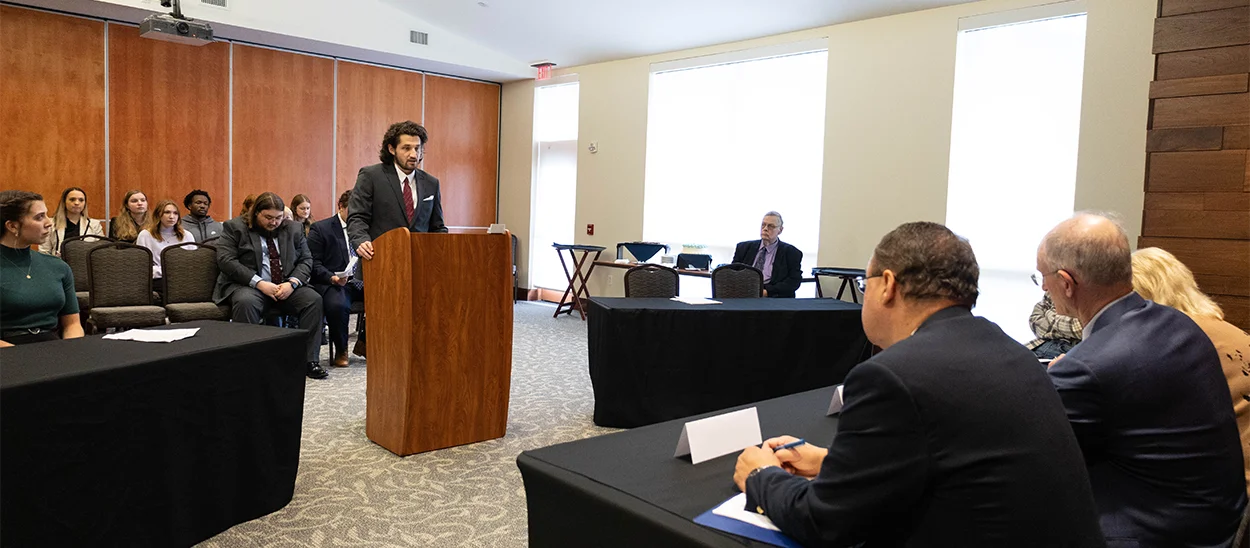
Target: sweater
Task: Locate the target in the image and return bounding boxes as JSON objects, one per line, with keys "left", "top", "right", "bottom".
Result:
{"left": 0, "top": 244, "right": 78, "bottom": 334}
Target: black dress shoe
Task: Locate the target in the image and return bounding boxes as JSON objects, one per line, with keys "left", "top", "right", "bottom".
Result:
{"left": 306, "top": 362, "right": 329, "bottom": 380}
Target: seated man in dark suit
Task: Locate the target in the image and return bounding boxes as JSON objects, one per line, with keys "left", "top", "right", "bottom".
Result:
{"left": 731, "top": 211, "right": 802, "bottom": 297}
{"left": 308, "top": 190, "right": 364, "bottom": 368}
{"left": 213, "top": 192, "right": 327, "bottom": 380}
{"left": 732, "top": 222, "right": 1103, "bottom": 547}
{"left": 1040, "top": 213, "right": 1245, "bottom": 545}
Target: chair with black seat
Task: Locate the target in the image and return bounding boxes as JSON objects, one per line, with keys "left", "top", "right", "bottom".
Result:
{"left": 60, "top": 234, "right": 115, "bottom": 333}
{"left": 87, "top": 243, "right": 166, "bottom": 331}
{"left": 711, "top": 264, "right": 764, "bottom": 299}
{"left": 161, "top": 242, "right": 229, "bottom": 323}
{"left": 624, "top": 264, "right": 679, "bottom": 298}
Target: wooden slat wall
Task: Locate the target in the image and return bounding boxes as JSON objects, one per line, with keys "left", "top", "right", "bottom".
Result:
{"left": 1144, "top": 0, "right": 1250, "bottom": 329}
{"left": 335, "top": 61, "right": 424, "bottom": 204}
{"left": 0, "top": 7, "right": 106, "bottom": 214}
{"left": 108, "top": 26, "right": 230, "bottom": 213}
{"left": 422, "top": 75, "right": 500, "bottom": 228}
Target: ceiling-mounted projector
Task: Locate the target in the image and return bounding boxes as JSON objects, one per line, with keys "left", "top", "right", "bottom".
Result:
{"left": 140, "top": 0, "right": 213, "bottom": 46}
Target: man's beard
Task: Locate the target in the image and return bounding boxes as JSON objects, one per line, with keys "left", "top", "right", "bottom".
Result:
{"left": 254, "top": 225, "right": 278, "bottom": 239}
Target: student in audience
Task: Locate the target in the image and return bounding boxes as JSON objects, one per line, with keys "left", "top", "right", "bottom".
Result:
{"left": 1132, "top": 246, "right": 1250, "bottom": 497}
{"left": 1040, "top": 213, "right": 1245, "bottom": 545}
{"left": 136, "top": 200, "right": 195, "bottom": 289}
{"left": 730, "top": 211, "right": 802, "bottom": 297}
{"left": 238, "top": 194, "right": 257, "bottom": 218}
{"left": 733, "top": 222, "right": 1102, "bottom": 547}
{"left": 348, "top": 120, "right": 448, "bottom": 262}
{"left": 0, "top": 190, "right": 84, "bottom": 347}
{"left": 289, "top": 194, "right": 313, "bottom": 236}
{"left": 181, "top": 189, "right": 223, "bottom": 242}
{"left": 309, "top": 190, "right": 364, "bottom": 367}
{"left": 1024, "top": 293, "right": 1082, "bottom": 359}
{"left": 213, "top": 192, "right": 326, "bottom": 379}
{"left": 39, "top": 187, "right": 105, "bottom": 257}
{"left": 108, "top": 189, "right": 149, "bottom": 243}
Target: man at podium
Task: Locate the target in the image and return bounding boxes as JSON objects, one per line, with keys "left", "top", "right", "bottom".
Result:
{"left": 347, "top": 120, "right": 449, "bottom": 261}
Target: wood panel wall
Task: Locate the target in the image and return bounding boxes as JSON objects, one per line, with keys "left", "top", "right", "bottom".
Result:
{"left": 335, "top": 61, "right": 424, "bottom": 205}
{"left": 109, "top": 26, "right": 230, "bottom": 213}
{"left": 0, "top": 7, "right": 106, "bottom": 216}
{"left": 1145, "top": 0, "right": 1250, "bottom": 329}
{"left": 423, "top": 75, "right": 500, "bottom": 227}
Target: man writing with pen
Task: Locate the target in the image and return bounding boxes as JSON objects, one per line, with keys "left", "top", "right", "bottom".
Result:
{"left": 731, "top": 222, "right": 1103, "bottom": 547}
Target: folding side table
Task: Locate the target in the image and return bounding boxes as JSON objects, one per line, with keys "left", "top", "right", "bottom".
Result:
{"left": 812, "top": 267, "right": 867, "bottom": 303}
{"left": 552, "top": 243, "right": 606, "bottom": 320}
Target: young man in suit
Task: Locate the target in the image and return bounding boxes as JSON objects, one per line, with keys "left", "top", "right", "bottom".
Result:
{"left": 347, "top": 120, "right": 448, "bottom": 262}
{"left": 309, "top": 190, "right": 364, "bottom": 367}
{"left": 731, "top": 211, "right": 802, "bottom": 297}
{"left": 732, "top": 222, "right": 1104, "bottom": 547}
{"left": 1040, "top": 213, "right": 1245, "bottom": 546}
{"left": 214, "top": 192, "right": 327, "bottom": 380}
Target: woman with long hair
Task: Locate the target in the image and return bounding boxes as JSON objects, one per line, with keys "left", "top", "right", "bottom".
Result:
{"left": 40, "top": 187, "right": 105, "bottom": 257}
{"left": 289, "top": 194, "right": 313, "bottom": 236}
{"left": 239, "top": 194, "right": 257, "bottom": 218}
{"left": 0, "top": 190, "right": 84, "bottom": 346}
{"left": 135, "top": 200, "right": 195, "bottom": 285}
{"left": 1132, "top": 247, "right": 1250, "bottom": 496}
{"left": 108, "top": 190, "right": 149, "bottom": 243}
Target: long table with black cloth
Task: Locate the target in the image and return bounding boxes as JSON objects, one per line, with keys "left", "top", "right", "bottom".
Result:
{"left": 518, "top": 385, "right": 840, "bottom": 547}
{"left": 587, "top": 297, "right": 870, "bottom": 428}
{"left": 0, "top": 320, "right": 309, "bottom": 547}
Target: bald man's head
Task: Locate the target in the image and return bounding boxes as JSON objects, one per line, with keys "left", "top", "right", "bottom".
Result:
{"left": 1039, "top": 213, "right": 1132, "bottom": 288}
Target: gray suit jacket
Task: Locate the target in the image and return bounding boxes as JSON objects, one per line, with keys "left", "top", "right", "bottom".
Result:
{"left": 213, "top": 216, "right": 314, "bottom": 304}
{"left": 347, "top": 162, "right": 448, "bottom": 250}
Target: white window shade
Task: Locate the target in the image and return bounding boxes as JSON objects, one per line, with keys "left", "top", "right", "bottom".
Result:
{"left": 530, "top": 83, "right": 580, "bottom": 291}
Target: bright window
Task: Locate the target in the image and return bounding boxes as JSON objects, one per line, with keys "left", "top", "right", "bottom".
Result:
{"left": 530, "top": 82, "right": 579, "bottom": 291}
{"left": 945, "top": 10, "right": 1088, "bottom": 342}
{"left": 643, "top": 46, "right": 828, "bottom": 297}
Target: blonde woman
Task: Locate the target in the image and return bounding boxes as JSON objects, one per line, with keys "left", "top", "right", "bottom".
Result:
{"left": 289, "top": 194, "right": 313, "bottom": 236}
{"left": 1132, "top": 247, "right": 1250, "bottom": 496}
{"left": 108, "top": 190, "right": 149, "bottom": 243}
{"left": 135, "top": 200, "right": 195, "bottom": 282}
{"left": 40, "top": 187, "right": 105, "bottom": 257}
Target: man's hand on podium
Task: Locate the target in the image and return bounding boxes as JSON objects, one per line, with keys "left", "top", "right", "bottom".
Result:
{"left": 357, "top": 241, "right": 374, "bottom": 260}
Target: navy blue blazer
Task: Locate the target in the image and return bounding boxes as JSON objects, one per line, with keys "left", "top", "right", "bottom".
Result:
{"left": 307, "top": 215, "right": 353, "bottom": 296}
{"left": 731, "top": 240, "right": 802, "bottom": 298}
{"left": 1050, "top": 292, "right": 1246, "bottom": 546}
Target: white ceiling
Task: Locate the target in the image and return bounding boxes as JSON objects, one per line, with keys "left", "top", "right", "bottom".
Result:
{"left": 383, "top": 0, "right": 980, "bottom": 69}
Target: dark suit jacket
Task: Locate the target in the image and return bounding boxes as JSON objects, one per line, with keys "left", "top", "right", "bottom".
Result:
{"left": 347, "top": 162, "right": 448, "bottom": 250}
{"left": 1050, "top": 292, "right": 1245, "bottom": 546}
{"left": 212, "top": 216, "right": 313, "bottom": 304}
{"left": 307, "top": 215, "right": 353, "bottom": 296}
{"left": 747, "top": 306, "right": 1104, "bottom": 547}
{"left": 731, "top": 240, "right": 802, "bottom": 298}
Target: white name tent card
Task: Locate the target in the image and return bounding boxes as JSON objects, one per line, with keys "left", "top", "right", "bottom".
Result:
{"left": 671, "top": 296, "right": 722, "bottom": 305}
{"left": 102, "top": 327, "right": 200, "bottom": 343}
{"left": 826, "top": 384, "right": 845, "bottom": 416}
{"left": 674, "top": 407, "right": 763, "bottom": 464}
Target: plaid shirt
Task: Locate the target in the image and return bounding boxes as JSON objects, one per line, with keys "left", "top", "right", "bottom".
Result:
{"left": 1026, "top": 294, "right": 1083, "bottom": 350}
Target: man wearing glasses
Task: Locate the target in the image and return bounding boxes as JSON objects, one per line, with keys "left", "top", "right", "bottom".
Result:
{"left": 731, "top": 211, "right": 802, "bottom": 297}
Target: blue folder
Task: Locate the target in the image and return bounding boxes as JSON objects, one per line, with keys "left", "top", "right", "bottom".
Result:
{"left": 693, "top": 497, "right": 803, "bottom": 548}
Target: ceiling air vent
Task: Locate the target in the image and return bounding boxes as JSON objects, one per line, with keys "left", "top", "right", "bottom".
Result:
{"left": 410, "top": 30, "right": 428, "bottom": 45}
{"left": 200, "top": 0, "right": 227, "bottom": 7}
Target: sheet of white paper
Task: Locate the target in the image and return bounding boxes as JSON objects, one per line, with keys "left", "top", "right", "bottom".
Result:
{"left": 711, "top": 493, "right": 782, "bottom": 532}
{"left": 674, "top": 407, "right": 763, "bottom": 464}
{"left": 671, "top": 297, "right": 722, "bottom": 305}
{"left": 827, "top": 384, "right": 845, "bottom": 416}
{"left": 335, "top": 256, "right": 359, "bottom": 278}
{"left": 103, "top": 327, "right": 200, "bottom": 343}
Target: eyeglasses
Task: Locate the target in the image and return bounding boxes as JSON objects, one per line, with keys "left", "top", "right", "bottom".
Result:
{"left": 761, "top": 223, "right": 780, "bottom": 230}
{"left": 1031, "top": 270, "right": 1060, "bottom": 286}
{"left": 856, "top": 274, "right": 882, "bottom": 293}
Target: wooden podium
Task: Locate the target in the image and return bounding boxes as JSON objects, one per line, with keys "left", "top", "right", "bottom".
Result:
{"left": 362, "top": 228, "right": 514, "bottom": 456}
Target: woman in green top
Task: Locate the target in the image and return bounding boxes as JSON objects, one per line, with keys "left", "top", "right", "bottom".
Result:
{"left": 0, "top": 190, "right": 84, "bottom": 346}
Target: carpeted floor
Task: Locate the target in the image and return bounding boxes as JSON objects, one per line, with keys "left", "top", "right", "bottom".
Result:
{"left": 198, "top": 302, "right": 617, "bottom": 547}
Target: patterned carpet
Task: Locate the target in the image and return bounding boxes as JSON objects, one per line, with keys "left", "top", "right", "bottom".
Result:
{"left": 198, "top": 302, "right": 617, "bottom": 548}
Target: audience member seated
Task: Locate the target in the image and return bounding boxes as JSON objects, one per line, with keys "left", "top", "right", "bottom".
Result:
{"left": 1024, "top": 293, "right": 1082, "bottom": 359}
{"left": 181, "top": 189, "right": 223, "bottom": 242}
{"left": 308, "top": 190, "right": 364, "bottom": 367}
{"left": 238, "top": 194, "right": 257, "bottom": 218}
{"left": 39, "top": 186, "right": 105, "bottom": 257}
{"left": 135, "top": 200, "right": 196, "bottom": 293}
{"left": 213, "top": 192, "right": 327, "bottom": 380}
{"left": 289, "top": 194, "right": 313, "bottom": 236}
{"left": 733, "top": 222, "right": 1103, "bottom": 546}
{"left": 108, "top": 189, "right": 149, "bottom": 243}
{"left": 0, "top": 190, "right": 85, "bottom": 347}
{"left": 1132, "top": 246, "right": 1250, "bottom": 498}
{"left": 731, "top": 211, "right": 802, "bottom": 298}
{"left": 1039, "top": 213, "right": 1245, "bottom": 545}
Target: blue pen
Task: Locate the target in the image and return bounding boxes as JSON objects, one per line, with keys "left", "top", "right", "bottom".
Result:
{"left": 773, "top": 438, "right": 806, "bottom": 452}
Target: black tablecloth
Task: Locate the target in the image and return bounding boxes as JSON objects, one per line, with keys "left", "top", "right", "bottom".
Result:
{"left": 519, "top": 385, "right": 841, "bottom": 547}
{"left": 0, "top": 321, "right": 309, "bottom": 547}
{"left": 588, "top": 298, "right": 869, "bottom": 427}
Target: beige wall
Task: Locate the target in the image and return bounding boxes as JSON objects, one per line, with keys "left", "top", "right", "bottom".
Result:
{"left": 500, "top": 0, "right": 1156, "bottom": 294}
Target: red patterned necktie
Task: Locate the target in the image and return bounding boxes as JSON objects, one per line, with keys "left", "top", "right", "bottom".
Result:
{"left": 402, "top": 176, "right": 415, "bottom": 222}
{"left": 265, "top": 236, "right": 282, "bottom": 282}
